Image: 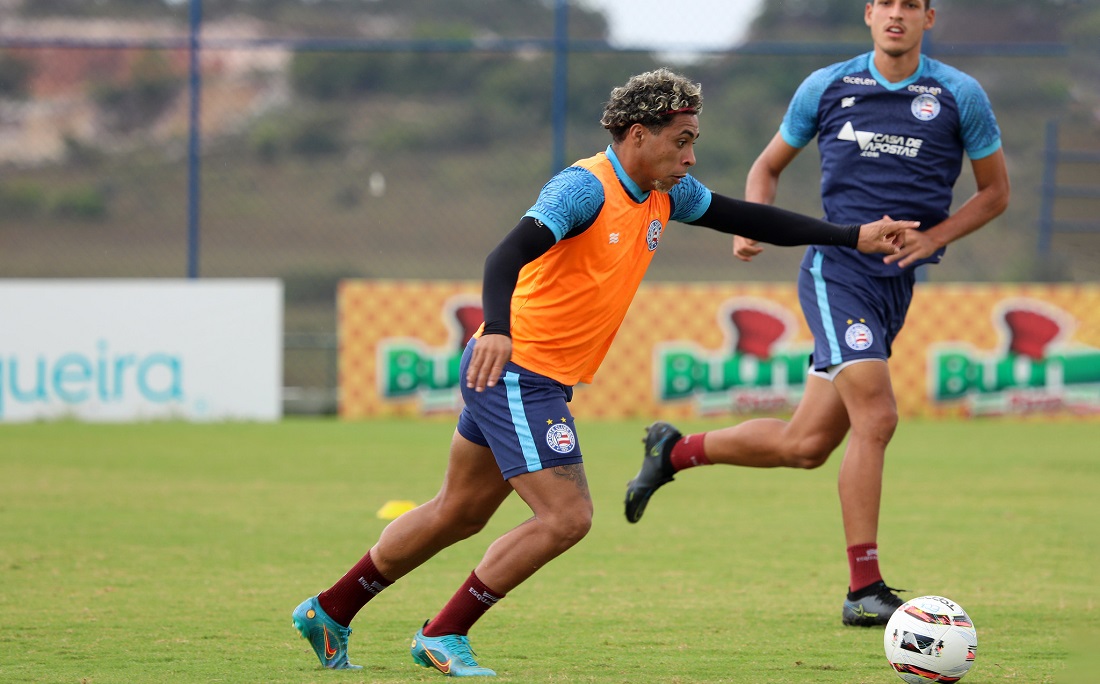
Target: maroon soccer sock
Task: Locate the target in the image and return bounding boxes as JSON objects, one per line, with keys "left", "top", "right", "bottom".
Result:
{"left": 317, "top": 548, "right": 393, "bottom": 627}
{"left": 422, "top": 571, "right": 505, "bottom": 637}
{"left": 669, "top": 432, "right": 712, "bottom": 472}
{"left": 847, "top": 543, "right": 883, "bottom": 594}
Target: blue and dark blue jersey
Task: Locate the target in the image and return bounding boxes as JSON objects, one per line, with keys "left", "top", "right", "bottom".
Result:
{"left": 525, "top": 145, "right": 712, "bottom": 240}
{"left": 781, "top": 52, "right": 1002, "bottom": 276}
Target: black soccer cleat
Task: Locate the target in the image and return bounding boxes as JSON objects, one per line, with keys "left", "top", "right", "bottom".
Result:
{"left": 842, "top": 580, "right": 906, "bottom": 627}
{"left": 624, "top": 422, "right": 682, "bottom": 524}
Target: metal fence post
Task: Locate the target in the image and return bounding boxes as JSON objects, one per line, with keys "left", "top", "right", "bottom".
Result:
{"left": 551, "top": 0, "right": 568, "bottom": 175}
{"left": 187, "top": 0, "right": 203, "bottom": 278}
{"left": 1037, "top": 119, "right": 1058, "bottom": 255}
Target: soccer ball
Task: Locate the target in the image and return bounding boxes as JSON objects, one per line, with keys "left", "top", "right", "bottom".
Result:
{"left": 883, "top": 595, "right": 977, "bottom": 684}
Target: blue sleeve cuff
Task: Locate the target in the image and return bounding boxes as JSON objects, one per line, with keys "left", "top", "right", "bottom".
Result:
{"left": 522, "top": 209, "right": 566, "bottom": 242}
{"left": 779, "top": 122, "right": 811, "bottom": 150}
{"left": 968, "top": 138, "right": 1002, "bottom": 161}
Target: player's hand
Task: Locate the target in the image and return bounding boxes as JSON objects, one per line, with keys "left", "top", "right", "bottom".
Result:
{"left": 733, "top": 235, "right": 764, "bottom": 262}
{"left": 855, "top": 215, "right": 916, "bottom": 254}
{"left": 883, "top": 227, "right": 941, "bottom": 268}
{"left": 466, "top": 334, "right": 512, "bottom": 392}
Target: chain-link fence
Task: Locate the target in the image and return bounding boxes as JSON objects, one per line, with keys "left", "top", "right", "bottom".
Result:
{"left": 1, "top": 1, "right": 1097, "bottom": 412}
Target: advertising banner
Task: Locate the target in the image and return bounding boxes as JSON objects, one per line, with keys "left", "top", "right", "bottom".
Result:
{"left": 0, "top": 279, "right": 282, "bottom": 422}
{"left": 339, "top": 280, "right": 1100, "bottom": 420}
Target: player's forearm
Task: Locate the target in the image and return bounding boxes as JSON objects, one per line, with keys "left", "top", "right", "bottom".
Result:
{"left": 925, "top": 150, "right": 1011, "bottom": 247}
{"left": 692, "top": 194, "right": 859, "bottom": 247}
{"left": 744, "top": 159, "right": 780, "bottom": 205}
{"left": 924, "top": 184, "right": 1010, "bottom": 248}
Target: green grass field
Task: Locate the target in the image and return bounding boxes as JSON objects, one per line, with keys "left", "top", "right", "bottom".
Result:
{"left": 1, "top": 418, "right": 1096, "bottom": 683}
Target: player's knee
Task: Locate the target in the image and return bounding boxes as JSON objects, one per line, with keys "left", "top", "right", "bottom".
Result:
{"left": 789, "top": 433, "right": 843, "bottom": 469}
{"left": 457, "top": 517, "right": 493, "bottom": 539}
{"left": 859, "top": 405, "right": 899, "bottom": 444}
{"left": 548, "top": 506, "right": 593, "bottom": 548}
{"left": 792, "top": 446, "right": 830, "bottom": 470}
{"left": 434, "top": 504, "right": 494, "bottom": 540}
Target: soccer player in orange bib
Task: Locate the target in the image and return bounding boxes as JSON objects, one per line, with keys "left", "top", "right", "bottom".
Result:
{"left": 292, "top": 68, "right": 914, "bottom": 676}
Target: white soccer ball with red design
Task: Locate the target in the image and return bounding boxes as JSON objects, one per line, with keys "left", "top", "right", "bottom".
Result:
{"left": 883, "top": 595, "right": 977, "bottom": 684}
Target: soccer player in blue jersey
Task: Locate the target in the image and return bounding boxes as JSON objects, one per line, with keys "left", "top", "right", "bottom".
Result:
{"left": 625, "top": 1, "right": 1010, "bottom": 627}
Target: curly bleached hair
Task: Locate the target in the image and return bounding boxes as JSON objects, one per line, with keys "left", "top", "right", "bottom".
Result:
{"left": 600, "top": 68, "right": 703, "bottom": 142}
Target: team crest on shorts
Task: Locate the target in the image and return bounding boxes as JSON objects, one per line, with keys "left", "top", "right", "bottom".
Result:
{"left": 546, "top": 423, "right": 577, "bottom": 454}
{"left": 645, "top": 219, "right": 663, "bottom": 251}
{"left": 911, "top": 93, "right": 940, "bottom": 121}
{"left": 845, "top": 322, "right": 873, "bottom": 351}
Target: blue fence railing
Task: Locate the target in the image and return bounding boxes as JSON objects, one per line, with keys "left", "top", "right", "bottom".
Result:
{"left": 1038, "top": 119, "right": 1100, "bottom": 254}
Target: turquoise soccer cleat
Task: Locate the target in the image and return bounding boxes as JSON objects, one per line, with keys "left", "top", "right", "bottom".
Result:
{"left": 292, "top": 596, "right": 363, "bottom": 670}
{"left": 410, "top": 622, "right": 496, "bottom": 677}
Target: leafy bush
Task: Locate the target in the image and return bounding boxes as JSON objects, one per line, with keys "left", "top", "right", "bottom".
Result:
{"left": 288, "top": 115, "right": 344, "bottom": 157}
{"left": 52, "top": 187, "right": 108, "bottom": 221}
{"left": 248, "top": 120, "right": 283, "bottom": 163}
{"left": 0, "top": 182, "right": 47, "bottom": 217}
{"left": 91, "top": 50, "right": 183, "bottom": 133}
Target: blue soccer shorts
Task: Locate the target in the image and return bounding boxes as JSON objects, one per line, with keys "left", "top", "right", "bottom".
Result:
{"left": 456, "top": 338, "right": 583, "bottom": 480}
{"left": 798, "top": 247, "right": 917, "bottom": 372}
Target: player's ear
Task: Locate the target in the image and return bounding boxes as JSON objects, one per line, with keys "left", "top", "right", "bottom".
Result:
{"left": 924, "top": 7, "right": 936, "bottom": 30}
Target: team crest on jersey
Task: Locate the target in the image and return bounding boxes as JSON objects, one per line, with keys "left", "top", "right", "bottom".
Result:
{"left": 845, "top": 323, "right": 874, "bottom": 351}
{"left": 646, "top": 219, "right": 663, "bottom": 251}
{"left": 546, "top": 423, "right": 577, "bottom": 454}
{"left": 911, "top": 93, "right": 941, "bottom": 121}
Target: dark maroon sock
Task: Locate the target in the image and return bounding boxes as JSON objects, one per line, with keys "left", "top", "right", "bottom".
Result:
{"left": 669, "top": 432, "right": 712, "bottom": 472}
{"left": 422, "top": 571, "right": 504, "bottom": 637}
{"left": 847, "top": 543, "right": 883, "bottom": 594}
{"left": 317, "top": 548, "right": 393, "bottom": 627}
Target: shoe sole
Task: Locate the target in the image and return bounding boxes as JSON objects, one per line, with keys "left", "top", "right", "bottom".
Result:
{"left": 842, "top": 616, "right": 890, "bottom": 627}
{"left": 293, "top": 612, "right": 363, "bottom": 670}
{"left": 411, "top": 647, "right": 496, "bottom": 677}
{"left": 292, "top": 615, "right": 309, "bottom": 638}
{"left": 624, "top": 482, "right": 655, "bottom": 523}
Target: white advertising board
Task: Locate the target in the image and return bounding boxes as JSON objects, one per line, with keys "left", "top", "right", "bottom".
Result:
{"left": 0, "top": 279, "right": 282, "bottom": 422}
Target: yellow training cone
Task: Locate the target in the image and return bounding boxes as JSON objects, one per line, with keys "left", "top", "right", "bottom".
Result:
{"left": 376, "top": 499, "right": 418, "bottom": 520}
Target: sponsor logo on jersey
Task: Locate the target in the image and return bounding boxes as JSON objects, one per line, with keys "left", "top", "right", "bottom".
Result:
{"left": 842, "top": 96, "right": 856, "bottom": 108}
{"left": 646, "top": 219, "right": 663, "bottom": 251}
{"left": 908, "top": 84, "right": 943, "bottom": 96}
{"left": 843, "top": 75, "right": 878, "bottom": 87}
{"left": 838, "top": 121, "right": 924, "bottom": 159}
{"left": 911, "top": 93, "right": 941, "bottom": 121}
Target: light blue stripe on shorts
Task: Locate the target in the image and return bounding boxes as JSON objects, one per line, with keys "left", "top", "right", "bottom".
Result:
{"left": 503, "top": 370, "right": 543, "bottom": 473}
{"left": 810, "top": 250, "right": 843, "bottom": 366}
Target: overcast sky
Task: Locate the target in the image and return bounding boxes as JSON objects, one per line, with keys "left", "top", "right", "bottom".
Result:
{"left": 578, "top": 0, "right": 765, "bottom": 50}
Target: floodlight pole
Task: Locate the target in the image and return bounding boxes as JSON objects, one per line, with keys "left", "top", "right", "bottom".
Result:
{"left": 187, "top": 0, "right": 203, "bottom": 278}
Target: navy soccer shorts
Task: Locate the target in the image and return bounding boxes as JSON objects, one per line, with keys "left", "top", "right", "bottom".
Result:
{"left": 798, "top": 247, "right": 917, "bottom": 372}
{"left": 456, "top": 338, "right": 583, "bottom": 480}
